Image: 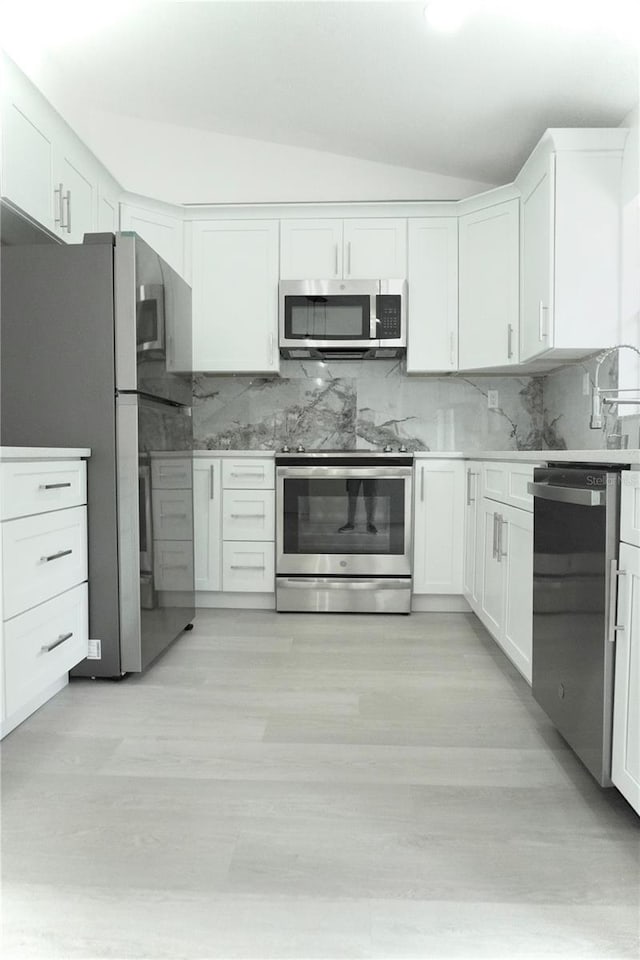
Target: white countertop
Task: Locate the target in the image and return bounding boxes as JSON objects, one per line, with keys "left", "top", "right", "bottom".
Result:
{"left": 413, "top": 449, "right": 640, "bottom": 465}
{"left": 154, "top": 450, "right": 276, "bottom": 459}
{"left": 0, "top": 447, "right": 91, "bottom": 461}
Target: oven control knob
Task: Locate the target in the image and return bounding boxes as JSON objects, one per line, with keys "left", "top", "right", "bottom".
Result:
{"left": 281, "top": 444, "right": 290, "bottom": 453}
{"left": 296, "top": 444, "right": 306, "bottom": 453}
{"left": 383, "top": 445, "right": 393, "bottom": 453}
{"left": 398, "top": 444, "right": 408, "bottom": 453}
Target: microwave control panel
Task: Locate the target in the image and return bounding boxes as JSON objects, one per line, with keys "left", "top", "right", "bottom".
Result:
{"left": 375, "top": 295, "right": 402, "bottom": 339}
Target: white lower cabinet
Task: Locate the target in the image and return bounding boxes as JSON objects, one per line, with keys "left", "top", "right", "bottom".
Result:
{"left": 413, "top": 461, "right": 464, "bottom": 594}
{"left": 222, "top": 542, "right": 274, "bottom": 592}
{"left": 1, "top": 453, "right": 90, "bottom": 739}
{"left": 193, "top": 455, "right": 275, "bottom": 598}
{"left": 612, "top": 541, "right": 640, "bottom": 814}
{"left": 193, "top": 459, "right": 222, "bottom": 592}
{"left": 621, "top": 473, "right": 640, "bottom": 548}
{"left": 462, "top": 462, "right": 482, "bottom": 610}
{"left": 477, "top": 496, "right": 533, "bottom": 683}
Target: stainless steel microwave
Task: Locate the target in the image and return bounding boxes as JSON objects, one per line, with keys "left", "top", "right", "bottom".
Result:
{"left": 279, "top": 279, "right": 407, "bottom": 360}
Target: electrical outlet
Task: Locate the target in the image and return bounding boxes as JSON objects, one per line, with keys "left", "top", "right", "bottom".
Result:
{"left": 487, "top": 390, "right": 499, "bottom": 409}
{"left": 87, "top": 638, "right": 101, "bottom": 660}
{"left": 583, "top": 373, "right": 591, "bottom": 396}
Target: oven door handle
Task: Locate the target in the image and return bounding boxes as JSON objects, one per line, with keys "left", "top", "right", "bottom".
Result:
{"left": 281, "top": 577, "right": 409, "bottom": 590}
{"left": 277, "top": 466, "right": 413, "bottom": 480}
{"left": 527, "top": 481, "right": 605, "bottom": 507}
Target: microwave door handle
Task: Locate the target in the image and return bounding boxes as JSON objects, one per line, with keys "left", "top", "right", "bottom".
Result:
{"left": 370, "top": 295, "right": 377, "bottom": 340}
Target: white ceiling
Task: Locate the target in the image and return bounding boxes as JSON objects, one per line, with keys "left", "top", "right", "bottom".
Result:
{"left": 3, "top": 0, "right": 639, "bottom": 186}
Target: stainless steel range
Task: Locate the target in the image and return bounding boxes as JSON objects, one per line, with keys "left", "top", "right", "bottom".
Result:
{"left": 275, "top": 448, "right": 414, "bottom": 613}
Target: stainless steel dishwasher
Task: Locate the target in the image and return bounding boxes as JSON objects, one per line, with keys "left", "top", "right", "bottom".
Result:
{"left": 528, "top": 464, "right": 624, "bottom": 786}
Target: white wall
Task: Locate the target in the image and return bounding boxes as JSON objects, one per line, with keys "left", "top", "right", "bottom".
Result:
{"left": 618, "top": 103, "right": 640, "bottom": 428}
{"left": 61, "top": 107, "right": 496, "bottom": 205}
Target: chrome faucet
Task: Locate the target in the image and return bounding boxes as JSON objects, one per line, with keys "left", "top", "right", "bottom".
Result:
{"left": 590, "top": 343, "right": 640, "bottom": 429}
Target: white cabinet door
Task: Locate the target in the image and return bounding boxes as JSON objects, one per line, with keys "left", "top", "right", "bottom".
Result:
{"left": 222, "top": 542, "right": 274, "bottom": 592}
{"left": 1, "top": 62, "right": 57, "bottom": 231}
{"left": 458, "top": 199, "right": 519, "bottom": 369}
{"left": 462, "top": 462, "right": 482, "bottom": 610}
{"left": 343, "top": 219, "right": 407, "bottom": 279}
{"left": 280, "top": 219, "right": 343, "bottom": 279}
{"left": 612, "top": 542, "right": 640, "bottom": 814}
{"left": 54, "top": 144, "right": 97, "bottom": 244}
{"left": 519, "top": 153, "right": 554, "bottom": 362}
{"left": 193, "top": 459, "right": 222, "bottom": 592}
{"left": 413, "top": 461, "right": 464, "bottom": 594}
{"left": 621, "top": 472, "right": 640, "bottom": 548}
{"left": 190, "top": 220, "right": 280, "bottom": 374}
{"left": 479, "top": 501, "right": 504, "bottom": 637}
{"left": 97, "top": 181, "right": 120, "bottom": 233}
{"left": 406, "top": 218, "right": 458, "bottom": 373}
{"left": 223, "top": 490, "right": 275, "bottom": 542}
{"left": 500, "top": 504, "right": 533, "bottom": 683}
{"left": 120, "top": 201, "right": 184, "bottom": 277}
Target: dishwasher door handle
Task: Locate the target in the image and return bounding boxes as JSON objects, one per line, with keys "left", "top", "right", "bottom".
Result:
{"left": 527, "top": 481, "right": 605, "bottom": 507}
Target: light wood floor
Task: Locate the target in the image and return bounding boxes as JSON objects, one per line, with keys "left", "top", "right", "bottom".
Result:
{"left": 1, "top": 610, "right": 639, "bottom": 959}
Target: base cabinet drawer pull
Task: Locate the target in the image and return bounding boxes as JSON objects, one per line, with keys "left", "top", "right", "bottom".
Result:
{"left": 230, "top": 564, "right": 266, "bottom": 570}
{"left": 165, "top": 513, "right": 188, "bottom": 519}
{"left": 40, "top": 482, "right": 72, "bottom": 490}
{"left": 230, "top": 513, "right": 265, "bottom": 519}
{"left": 41, "top": 548, "right": 72, "bottom": 563}
{"left": 231, "top": 471, "right": 264, "bottom": 477}
{"left": 41, "top": 631, "right": 73, "bottom": 653}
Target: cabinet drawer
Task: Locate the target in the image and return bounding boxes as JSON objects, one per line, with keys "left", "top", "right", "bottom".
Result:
{"left": 482, "top": 461, "right": 539, "bottom": 512}
{"left": 621, "top": 472, "right": 640, "bottom": 547}
{"left": 4, "top": 583, "right": 88, "bottom": 716}
{"left": 152, "top": 488, "right": 193, "bottom": 541}
{"left": 153, "top": 540, "right": 194, "bottom": 592}
{"left": 2, "top": 506, "right": 87, "bottom": 620}
{"left": 0, "top": 460, "right": 86, "bottom": 521}
{"left": 222, "top": 459, "right": 274, "bottom": 490}
{"left": 151, "top": 457, "right": 192, "bottom": 490}
{"left": 223, "top": 490, "right": 275, "bottom": 541}
{"left": 222, "top": 542, "right": 275, "bottom": 592}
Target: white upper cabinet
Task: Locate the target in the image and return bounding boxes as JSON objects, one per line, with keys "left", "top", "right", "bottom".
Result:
{"left": 279, "top": 217, "right": 407, "bottom": 279}
{"left": 1, "top": 60, "right": 57, "bottom": 232}
{"left": 343, "top": 219, "right": 407, "bottom": 278}
{"left": 406, "top": 217, "right": 458, "bottom": 373}
{"left": 53, "top": 135, "right": 98, "bottom": 244}
{"left": 120, "top": 200, "right": 184, "bottom": 277}
{"left": 189, "top": 219, "right": 280, "bottom": 374}
{"left": 517, "top": 130, "right": 626, "bottom": 363}
{"left": 458, "top": 198, "right": 519, "bottom": 369}
{"left": 280, "top": 219, "right": 343, "bottom": 279}
{"left": 97, "top": 182, "right": 120, "bottom": 233}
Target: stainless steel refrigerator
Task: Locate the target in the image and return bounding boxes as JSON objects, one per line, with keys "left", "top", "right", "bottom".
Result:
{"left": 0, "top": 229, "right": 195, "bottom": 677}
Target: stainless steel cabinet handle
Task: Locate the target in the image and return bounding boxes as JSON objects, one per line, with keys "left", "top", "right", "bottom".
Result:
{"left": 40, "top": 482, "right": 72, "bottom": 490}
{"left": 41, "top": 549, "right": 72, "bottom": 563}
{"left": 230, "top": 513, "right": 265, "bottom": 519}
{"left": 420, "top": 466, "right": 425, "bottom": 503}
{"left": 230, "top": 564, "right": 265, "bottom": 570}
{"left": 41, "top": 631, "right": 73, "bottom": 653}
{"left": 334, "top": 243, "right": 339, "bottom": 276}
{"left": 209, "top": 464, "right": 215, "bottom": 499}
{"left": 498, "top": 515, "right": 507, "bottom": 561}
{"left": 538, "top": 301, "right": 547, "bottom": 341}
{"left": 507, "top": 324, "right": 514, "bottom": 359}
{"left": 230, "top": 471, "right": 264, "bottom": 478}
{"left": 449, "top": 332, "right": 455, "bottom": 367}
{"left": 466, "top": 468, "right": 475, "bottom": 505}
{"left": 492, "top": 512, "right": 499, "bottom": 560}
{"left": 347, "top": 240, "right": 352, "bottom": 276}
{"left": 64, "top": 189, "right": 71, "bottom": 234}
{"left": 54, "top": 183, "right": 64, "bottom": 227}
{"left": 607, "top": 560, "right": 626, "bottom": 643}
{"left": 527, "top": 481, "right": 604, "bottom": 507}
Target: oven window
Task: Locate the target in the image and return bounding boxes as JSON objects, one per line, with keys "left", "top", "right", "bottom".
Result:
{"left": 282, "top": 476, "right": 406, "bottom": 555}
{"left": 285, "top": 296, "right": 370, "bottom": 340}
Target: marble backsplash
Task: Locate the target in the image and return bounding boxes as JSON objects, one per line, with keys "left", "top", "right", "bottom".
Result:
{"left": 193, "top": 359, "right": 571, "bottom": 452}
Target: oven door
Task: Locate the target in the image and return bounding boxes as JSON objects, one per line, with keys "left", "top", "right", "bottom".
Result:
{"left": 277, "top": 465, "right": 413, "bottom": 576}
